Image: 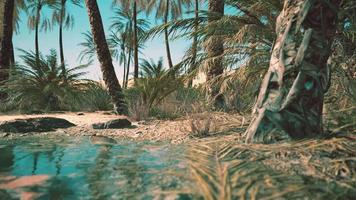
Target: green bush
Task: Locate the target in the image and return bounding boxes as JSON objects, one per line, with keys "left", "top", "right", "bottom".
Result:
{"left": 0, "top": 49, "right": 89, "bottom": 112}
{"left": 82, "top": 82, "right": 113, "bottom": 111}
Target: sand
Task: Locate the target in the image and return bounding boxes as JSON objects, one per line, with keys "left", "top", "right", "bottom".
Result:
{"left": 0, "top": 112, "right": 246, "bottom": 144}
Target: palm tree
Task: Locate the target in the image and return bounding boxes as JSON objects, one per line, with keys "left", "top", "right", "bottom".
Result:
{"left": 84, "top": 0, "right": 127, "bottom": 115}
{"left": 109, "top": 31, "right": 128, "bottom": 86}
{"left": 78, "top": 31, "right": 96, "bottom": 63}
{"left": 147, "top": 0, "right": 191, "bottom": 69}
{"left": 188, "top": 0, "right": 199, "bottom": 87}
{"left": 52, "top": 0, "right": 81, "bottom": 66}
{"left": 0, "top": 0, "right": 15, "bottom": 100}
{"left": 205, "top": 0, "right": 225, "bottom": 109}
{"left": 27, "top": 0, "right": 58, "bottom": 62}
{"left": 1, "top": 49, "right": 88, "bottom": 110}
{"left": 113, "top": 0, "right": 147, "bottom": 79}
{"left": 245, "top": 0, "right": 342, "bottom": 143}
{"left": 109, "top": 6, "right": 149, "bottom": 87}
{"left": 136, "top": 57, "right": 181, "bottom": 110}
{"left": 11, "top": 0, "right": 27, "bottom": 65}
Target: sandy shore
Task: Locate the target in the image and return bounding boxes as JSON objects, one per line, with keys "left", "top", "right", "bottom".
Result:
{"left": 0, "top": 112, "right": 247, "bottom": 144}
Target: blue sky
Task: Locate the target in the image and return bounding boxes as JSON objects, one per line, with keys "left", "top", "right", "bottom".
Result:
{"left": 13, "top": 1, "right": 192, "bottom": 81}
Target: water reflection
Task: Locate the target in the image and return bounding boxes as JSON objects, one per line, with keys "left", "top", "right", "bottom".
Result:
{"left": 0, "top": 146, "right": 14, "bottom": 172}
{"left": 0, "top": 136, "right": 187, "bottom": 199}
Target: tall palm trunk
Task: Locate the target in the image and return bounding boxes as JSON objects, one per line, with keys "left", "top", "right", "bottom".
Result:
{"left": 206, "top": 0, "right": 224, "bottom": 109}
{"left": 188, "top": 0, "right": 199, "bottom": 87}
{"left": 133, "top": 1, "right": 139, "bottom": 79}
{"left": 122, "top": 52, "right": 126, "bottom": 86}
{"left": 245, "top": 0, "right": 341, "bottom": 143}
{"left": 35, "top": 5, "right": 41, "bottom": 63}
{"left": 59, "top": 0, "right": 65, "bottom": 67}
{"left": 125, "top": 48, "right": 132, "bottom": 88}
{"left": 85, "top": 0, "right": 127, "bottom": 114}
{"left": 164, "top": 0, "right": 174, "bottom": 69}
{"left": 0, "top": 0, "right": 15, "bottom": 100}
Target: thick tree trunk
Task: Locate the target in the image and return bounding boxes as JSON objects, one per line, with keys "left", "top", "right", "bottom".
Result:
{"left": 133, "top": 2, "right": 139, "bottom": 79}
{"left": 245, "top": 0, "right": 341, "bottom": 143}
{"left": 0, "top": 0, "right": 15, "bottom": 100}
{"left": 59, "top": 0, "right": 65, "bottom": 67}
{"left": 164, "top": 0, "right": 174, "bottom": 69}
{"left": 206, "top": 0, "right": 224, "bottom": 109}
{"left": 188, "top": 0, "right": 199, "bottom": 87}
{"left": 85, "top": 0, "right": 127, "bottom": 115}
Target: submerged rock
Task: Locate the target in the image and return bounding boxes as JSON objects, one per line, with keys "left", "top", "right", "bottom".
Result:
{"left": 0, "top": 117, "right": 76, "bottom": 133}
{"left": 92, "top": 119, "right": 132, "bottom": 129}
{"left": 90, "top": 135, "right": 117, "bottom": 145}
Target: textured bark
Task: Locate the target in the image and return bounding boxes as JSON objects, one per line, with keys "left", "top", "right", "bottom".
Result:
{"left": 85, "top": 0, "right": 127, "bottom": 115}
{"left": 0, "top": 0, "right": 14, "bottom": 100}
{"left": 188, "top": 0, "right": 199, "bottom": 87}
{"left": 164, "top": 0, "right": 174, "bottom": 69}
{"left": 206, "top": 0, "right": 224, "bottom": 109}
{"left": 245, "top": 0, "right": 341, "bottom": 143}
{"left": 59, "top": 0, "right": 65, "bottom": 66}
{"left": 133, "top": 2, "right": 139, "bottom": 79}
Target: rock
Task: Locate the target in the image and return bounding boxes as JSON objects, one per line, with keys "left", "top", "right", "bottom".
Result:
{"left": 92, "top": 119, "right": 132, "bottom": 129}
{"left": 105, "top": 119, "right": 132, "bottom": 129}
{"left": 0, "top": 117, "right": 76, "bottom": 133}
{"left": 90, "top": 135, "right": 117, "bottom": 145}
{"left": 92, "top": 123, "right": 105, "bottom": 129}
{"left": 77, "top": 113, "right": 85, "bottom": 116}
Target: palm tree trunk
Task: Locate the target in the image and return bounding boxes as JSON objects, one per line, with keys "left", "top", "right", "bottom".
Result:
{"left": 164, "top": 0, "right": 174, "bottom": 69}
{"left": 133, "top": 1, "right": 139, "bottom": 79}
{"left": 125, "top": 48, "right": 132, "bottom": 88}
{"left": 35, "top": 5, "right": 41, "bottom": 63}
{"left": 206, "top": 0, "right": 224, "bottom": 109}
{"left": 85, "top": 0, "right": 127, "bottom": 115}
{"left": 9, "top": 39, "right": 14, "bottom": 64}
{"left": 0, "top": 0, "right": 15, "bottom": 100}
{"left": 245, "top": 0, "right": 341, "bottom": 143}
{"left": 122, "top": 53, "right": 126, "bottom": 87}
{"left": 59, "top": 0, "right": 65, "bottom": 67}
{"left": 188, "top": 0, "right": 199, "bottom": 87}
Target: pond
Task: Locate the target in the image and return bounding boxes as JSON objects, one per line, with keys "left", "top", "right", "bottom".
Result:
{"left": 1, "top": 135, "right": 355, "bottom": 200}
{"left": 0, "top": 136, "right": 190, "bottom": 200}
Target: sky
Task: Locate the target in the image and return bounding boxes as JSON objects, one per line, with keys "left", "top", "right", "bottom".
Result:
{"left": 13, "top": 1, "right": 192, "bottom": 81}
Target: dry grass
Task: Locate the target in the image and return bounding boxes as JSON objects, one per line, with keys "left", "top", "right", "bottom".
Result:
{"left": 181, "top": 134, "right": 356, "bottom": 199}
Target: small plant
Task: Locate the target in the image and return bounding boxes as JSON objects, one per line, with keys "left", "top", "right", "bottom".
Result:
{"left": 189, "top": 112, "right": 213, "bottom": 137}
{"left": 82, "top": 82, "right": 113, "bottom": 111}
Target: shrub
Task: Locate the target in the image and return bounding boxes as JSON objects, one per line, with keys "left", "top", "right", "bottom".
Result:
{"left": 125, "top": 58, "right": 183, "bottom": 120}
{"left": 0, "top": 49, "right": 89, "bottom": 112}
{"left": 82, "top": 82, "right": 113, "bottom": 111}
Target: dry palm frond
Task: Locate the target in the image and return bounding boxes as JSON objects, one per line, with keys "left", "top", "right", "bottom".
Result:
{"left": 183, "top": 135, "right": 356, "bottom": 199}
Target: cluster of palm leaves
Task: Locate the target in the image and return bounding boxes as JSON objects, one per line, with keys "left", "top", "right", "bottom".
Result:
{"left": 125, "top": 58, "right": 183, "bottom": 120}
{"left": 0, "top": 49, "right": 88, "bottom": 111}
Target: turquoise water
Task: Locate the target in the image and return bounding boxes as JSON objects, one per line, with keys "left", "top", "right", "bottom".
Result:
{"left": 0, "top": 136, "right": 189, "bottom": 199}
